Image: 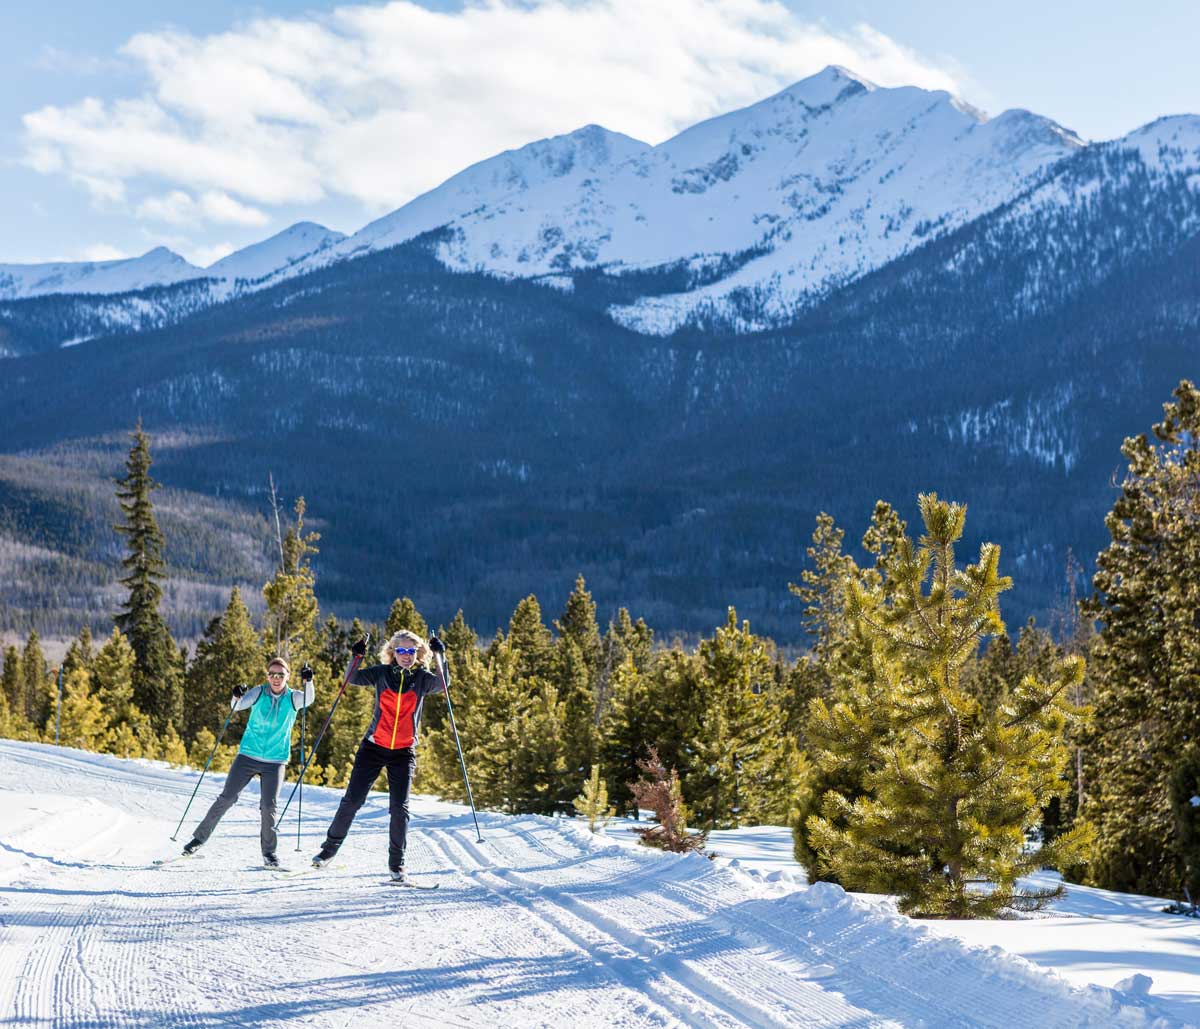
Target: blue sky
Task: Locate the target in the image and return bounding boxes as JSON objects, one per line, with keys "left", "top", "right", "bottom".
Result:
{"left": 2, "top": 0, "right": 1196, "bottom": 266}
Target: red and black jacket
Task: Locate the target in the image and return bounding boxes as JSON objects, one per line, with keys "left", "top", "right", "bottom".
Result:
{"left": 348, "top": 663, "right": 445, "bottom": 750}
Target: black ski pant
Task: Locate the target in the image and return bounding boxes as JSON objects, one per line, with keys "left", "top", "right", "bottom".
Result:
{"left": 192, "top": 753, "right": 284, "bottom": 856}
{"left": 322, "top": 739, "right": 415, "bottom": 870}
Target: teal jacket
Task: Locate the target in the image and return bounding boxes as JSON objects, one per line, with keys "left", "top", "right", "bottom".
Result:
{"left": 231, "top": 683, "right": 315, "bottom": 763}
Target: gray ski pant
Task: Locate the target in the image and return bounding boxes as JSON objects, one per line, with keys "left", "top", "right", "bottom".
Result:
{"left": 193, "top": 753, "right": 285, "bottom": 856}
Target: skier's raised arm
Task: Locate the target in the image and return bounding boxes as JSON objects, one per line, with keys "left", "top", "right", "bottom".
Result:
{"left": 291, "top": 664, "right": 316, "bottom": 711}
{"left": 231, "top": 684, "right": 262, "bottom": 711}
{"left": 346, "top": 637, "right": 380, "bottom": 687}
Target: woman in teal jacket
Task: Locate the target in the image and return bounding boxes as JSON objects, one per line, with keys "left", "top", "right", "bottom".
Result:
{"left": 181, "top": 657, "right": 314, "bottom": 867}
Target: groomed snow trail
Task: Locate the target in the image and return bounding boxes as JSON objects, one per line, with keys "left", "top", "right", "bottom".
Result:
{"left": 0, "top": 742, "right": 1176, "bottom": 1027}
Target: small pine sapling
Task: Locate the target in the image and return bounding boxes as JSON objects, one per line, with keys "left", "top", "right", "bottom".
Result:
{"left": 629, "top": 747, "right": 708, "bottom": 855}
{"left": 573, "top": 764, "right": 616, "bottom": 833}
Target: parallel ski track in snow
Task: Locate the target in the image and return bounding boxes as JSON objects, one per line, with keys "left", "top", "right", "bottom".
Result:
{"left": 0, "top": 742, "right": 1172, "bottom": 1028}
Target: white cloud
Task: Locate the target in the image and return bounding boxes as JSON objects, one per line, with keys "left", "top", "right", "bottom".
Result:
{"left": 78, "top": 244, "right": 132, "bottom": 262}
{"left": 21, "top": 0, "right": 965, "bottom": 220}
{"left": 136, "top": 189, "right": 269, "bottom": 227}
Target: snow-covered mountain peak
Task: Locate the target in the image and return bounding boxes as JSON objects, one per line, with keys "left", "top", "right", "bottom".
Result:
{"left": 1115, "top": 114, "right": 1200, "bottom": 172}
{"left": 774, "top": 64, "right": 876, "bottom": 107}
{"left": 0, "top": 247, "right": 204, "bottom": 301}
{"left": 205, "top": 221, "right": 345, "bottom": 283}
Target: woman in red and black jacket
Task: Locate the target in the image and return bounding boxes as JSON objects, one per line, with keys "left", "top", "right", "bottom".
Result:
{"left": 312, "top": 629, "right": 445, "bottom": 880}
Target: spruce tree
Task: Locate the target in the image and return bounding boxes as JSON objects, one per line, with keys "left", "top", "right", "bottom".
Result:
{"left": 113, "top": 423, "right": 181, "bottom": 733}
{"left": 1086, "top": 380, "right": 1200, "bottom": 897}
{"left": 807, "top": 493, "right": 1090, "bottom": 918}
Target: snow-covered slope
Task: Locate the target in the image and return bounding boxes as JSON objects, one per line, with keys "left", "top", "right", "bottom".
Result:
{"left": 205, "top": 220, "right": 346, "bottom": 287}
{"left": 0, "top": 740, "right": 1179, "bottom": 1027}
{"left": 0, "top": 222, "right": 345, "bottom": 302}
{"left": 276, "top": 122, "right": 652, "bottom": 278}
{"left": 294, "top": 65, "right": 1084, "bottom": 333}
{"left": 0, "top": 246, "right": 205, "bottom": 300}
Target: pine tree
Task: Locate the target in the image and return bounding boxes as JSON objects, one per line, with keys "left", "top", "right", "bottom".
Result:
{"left": 557, "top": 639, "right": 599, "bottom": 793}
{"left": 512, "top": 683, "right": 568, "bottom": 814}
{"left": 159, "top": 722, "right": 188, "bottom": 766}
{"left": 791, "top": 504, "right": 906, "bottom": 878}
{"left": 262, "top": 497, "right": 321, "bottom": 663}
{"left": 22, "top": 630, "right": 53, "bottom": 730}
{"left": 556, "top": 575, "right": 602, "bottom": 677}
{"left": 573, "top": 764, "right": 615, "bottom": 832}
{"left": 261, "top": 497, "right": 333, "bottom": 772}
{"left": 113, "top": 423, "right": 181, "bottom": 734}
{"left": 1086, "top": 381, "right": 1200, "bottom": 897}
{"left": 62, "top": 626, "right": 95, "bottom": 679}
{"left": 92, "top": 627, "right": 154, "bottom": 753}
{"left": 506, "top": 595, "right": 555, "bottom": 682}
{"left": 1, "top": 645, "right": 21, "bottom": 717}
{"left": 420, "top": 611, "right": 481, "bottom": 798}
{"left": 600, "top": 656, "right": 652, "bottom": 815}
{"left": 322, "top": 617, "right": 377, "bottom": 779}
{"left": 0, "top": 675, "right": 11, "bottom": 740}
{"left": 806, "top": 493, "right": 1091, "bottom": 918}
{"left": 0, "top": 646, "right": 35, "bottom": 742}
{"left": 689, "top": 609, "right": 803, "bottom": 828}
{"left": 460, "top": 641, "right": 527, "bottom": 812}
{"left": 184, "top": 589, "right": 261, "bottom": 742}
{"left": 57, "top": 668, "right": 109, "bottom": 751}
{"left": 385, "top": 597, "right": 428, "bottom": 639}
{"left": 1169, "top": 745, "right": 1200, "bottom": 903}
{"left": 596, "top": 607, "right": 653, "bottom": 726}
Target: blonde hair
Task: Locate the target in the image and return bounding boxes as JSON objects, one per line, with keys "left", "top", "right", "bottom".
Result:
{"left": 381, "top": 630, "right": 431, "bottom": 670}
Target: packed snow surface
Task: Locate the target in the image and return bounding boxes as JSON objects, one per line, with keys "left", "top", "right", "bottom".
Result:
{"left": 0, "top": 741, "right": 1187, "bottom": 1027}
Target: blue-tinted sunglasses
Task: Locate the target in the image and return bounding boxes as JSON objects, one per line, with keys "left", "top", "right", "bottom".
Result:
{"left": 394, "top": 647, "right": 419, "bottom": 655}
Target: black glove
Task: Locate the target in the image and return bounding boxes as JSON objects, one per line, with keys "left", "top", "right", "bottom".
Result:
{"left": 428, "top": 635, "right": 446, "bottom": 655}
{"left": 351, "top": 637, "right": 368, "bottom": 658}
{"left": 233, "top": 684, "right": 249, "bottom": 698}
{"left": 300, "top": 663, "right": 314, "bottom": 683}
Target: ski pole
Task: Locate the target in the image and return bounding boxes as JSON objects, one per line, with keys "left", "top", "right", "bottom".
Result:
{"left": 431, "top": 639, "right": 484, "bottom": 843}
{"left": 170, "top": 701, "right": 239, "bottom": 841}
{"left": 296, "top": 663, "right": 312, "bottom": 851}
{"left": 276, "top": 641, "right": 367, "bottom": 830}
